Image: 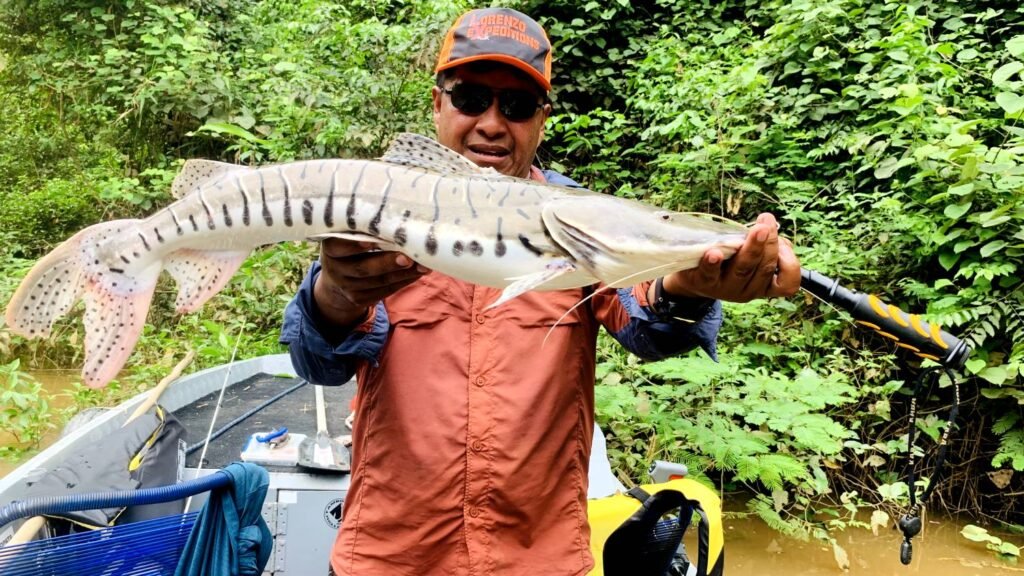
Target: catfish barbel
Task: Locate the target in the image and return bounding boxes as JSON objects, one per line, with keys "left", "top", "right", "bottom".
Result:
{"left": 4, "top": 133, "right": 746, "bottom": 388}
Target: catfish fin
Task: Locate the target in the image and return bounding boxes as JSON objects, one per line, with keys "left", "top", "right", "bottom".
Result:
{"left": 172, "top": 159, "right": 248, "bottom": 199}
{"left": 380, "top": 133, "right": 502, "bottom": 178}
{"left": 164, "top": 249, "right": 250, "bottom": 313}
{"left": 5, "top": 220, "right": 163, "bottom": 388}
{"left": 81, "top": 261, "right": 161, "bottom": 387}
{"left": 486, "top": 260, "right": 579, "bottom": 309}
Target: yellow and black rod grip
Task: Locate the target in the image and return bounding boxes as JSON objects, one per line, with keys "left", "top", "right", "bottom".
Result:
{"left": 800, "top": 269, "right": 971, "bottom": 369}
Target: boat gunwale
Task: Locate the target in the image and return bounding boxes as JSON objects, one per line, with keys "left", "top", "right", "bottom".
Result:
{"left": 0, "top": 354, "right": 300, "bottom": 501}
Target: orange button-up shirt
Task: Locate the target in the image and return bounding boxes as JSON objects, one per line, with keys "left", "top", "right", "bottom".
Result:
{"left": 281, "top": 169, "right": 720, "bottom": 576}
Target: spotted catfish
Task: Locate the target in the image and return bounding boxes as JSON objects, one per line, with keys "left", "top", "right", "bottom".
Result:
{"left": 5, "top": 133, "right": 747, "bottom": 388}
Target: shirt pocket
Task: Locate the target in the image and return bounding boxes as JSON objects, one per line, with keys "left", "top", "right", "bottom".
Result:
{"left": 383, "top": 272, "right": 458, "bottom": 328}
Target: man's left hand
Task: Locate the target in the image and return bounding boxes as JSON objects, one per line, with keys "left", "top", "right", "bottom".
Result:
{"left": 662, "top": 212, "right": 801, "bottom": 303}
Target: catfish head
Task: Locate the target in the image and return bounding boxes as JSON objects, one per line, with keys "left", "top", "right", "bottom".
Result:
{"left": 541, "top": 195, "right": 747, "bottom": 288}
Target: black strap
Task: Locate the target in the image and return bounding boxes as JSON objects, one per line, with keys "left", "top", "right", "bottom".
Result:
{"left": 693, "top": 504, "right": 710, "bottom": 576}
{"left": 898, "top": 365, "right": 960, "bottom": 565}
{"left": 604, "top": 489, "right": 688, "bottom": 576}
{"left": 627, "top": 486, "right": 652, "bottom": 503}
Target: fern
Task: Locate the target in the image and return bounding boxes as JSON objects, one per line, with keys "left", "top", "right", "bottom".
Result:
{"left": 993, "top": 413, "right": 1021, "bottom": 436}
{"left": 642, "top": 353, "right": 739, "bottom": 384}
{"left": 734, "top": 456, "right": 763, "bottom": 484}
{"left": 992, "top": 428, "right": 1024, "bottom": 472}
{"left": 704, "top": 423, "right": 771, "bottom": 466}
{"left": 787, "top": 414, "right": 855, "bottom": 455}
{"left": 757, "top": 454, "right": 809, "bottom": 490}
{"left": 749, "top": 494, "right": 808, "bottom": 541}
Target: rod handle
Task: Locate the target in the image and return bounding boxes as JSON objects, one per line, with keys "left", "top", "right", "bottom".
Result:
{"left": 800, "top": 269, "right": 971, "bottom": 369}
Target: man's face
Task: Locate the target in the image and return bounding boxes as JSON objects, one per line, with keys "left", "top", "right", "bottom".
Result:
{"left": 432, "top": 65, "right": 551, "bottom": 179}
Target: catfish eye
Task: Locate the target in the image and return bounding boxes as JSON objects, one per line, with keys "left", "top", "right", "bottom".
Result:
{"left": 657, "top": 212, "right": 672, "bottom": 221}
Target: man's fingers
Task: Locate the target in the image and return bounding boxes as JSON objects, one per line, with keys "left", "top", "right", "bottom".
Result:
{"left": 755, "top": 218, "right": 781, "bottom": 284}
{"left": 321, "top": 237, "right": 380, "bottom": 258}
{"left": 769, "top": 237, "right": 801, "bottom": 297}
{"left": 728, "top": 223, "right": 769, "bottom": 281}
{"left": 324, "top": 251, "right": 414, "bottom": 280}
{"left": 678, "top": 248, "right": 724, "bottom": 296}
{"left": 344, "top": 274, "right": 425, "bottom": 306}
{"left": 699, "top": 248, "right": 724, "bottom": 278}
{"left": 344, "top": 265, "right": 427, "bottom": 292}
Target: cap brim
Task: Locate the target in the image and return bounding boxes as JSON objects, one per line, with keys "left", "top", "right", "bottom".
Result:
{"left": 436, "top": 54, "right": 551, "bottom": 92}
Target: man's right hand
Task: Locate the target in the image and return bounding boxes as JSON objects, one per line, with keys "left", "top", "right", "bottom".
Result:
{"left": 313, "top": 238, "right": 431, "bottom": 333}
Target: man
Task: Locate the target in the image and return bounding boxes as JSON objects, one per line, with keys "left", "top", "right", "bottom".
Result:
{"left": 281, "top": 7, "right": 800, "bottom": 576}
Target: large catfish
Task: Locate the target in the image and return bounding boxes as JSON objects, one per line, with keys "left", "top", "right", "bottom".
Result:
{"left": 5, "top": 133, "right": 746, "bottom": 387}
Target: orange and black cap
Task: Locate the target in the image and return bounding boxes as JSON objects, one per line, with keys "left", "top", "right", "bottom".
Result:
{"left": 435, "top": 8, "right": 552, "bottom": 91}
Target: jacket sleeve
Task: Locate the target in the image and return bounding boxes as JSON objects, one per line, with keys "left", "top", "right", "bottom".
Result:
{"left": 590, "top": 282, "right": 722, "bottom": 361}
{"left": 279, "top": 261, "right": 389, "bottom": 385}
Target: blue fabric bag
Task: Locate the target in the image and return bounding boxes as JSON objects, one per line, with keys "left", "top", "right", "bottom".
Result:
{"left": 174, "top": 462, "right": 273, "bottom": 576}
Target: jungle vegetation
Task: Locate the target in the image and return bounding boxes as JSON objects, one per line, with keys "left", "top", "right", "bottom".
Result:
{"left": 0, "top": 0, "right": 1021, "bottom": 560}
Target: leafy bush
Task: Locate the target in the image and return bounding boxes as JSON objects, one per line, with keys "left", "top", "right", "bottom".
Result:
{"left": 531, "top": 0, "right": 1024, "bottom": 534}
{"left": 0, "top": 360, "right": 54, "bottom": 460}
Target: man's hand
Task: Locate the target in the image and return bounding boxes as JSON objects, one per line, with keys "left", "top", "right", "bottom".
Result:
{"left": 662, "top": 213, "right": 800, "bottom": 303}
{"left": 313, "top": 238, "right": 431, "bottom": 331}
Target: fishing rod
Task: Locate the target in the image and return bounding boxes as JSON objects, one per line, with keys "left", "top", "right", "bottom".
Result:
{"left": 799, "top": 268, "right": 971, "bottom": 565}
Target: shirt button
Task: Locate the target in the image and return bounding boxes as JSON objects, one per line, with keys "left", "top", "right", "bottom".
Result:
{"left": 471, "top": 440, "right": 484, "bottom": 452}
{"left": 468, "top": 507, "right": 481, "bottom": 518}
{"left": 474, "top": 376, "right": 486, "bottom": 387}
{"left": 475, "top": 314, "right": 486, "bottom": 324}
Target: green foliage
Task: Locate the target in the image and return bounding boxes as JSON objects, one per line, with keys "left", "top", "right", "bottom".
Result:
{"left": 0, "top": 176, "right": 103, "bottom": 255}
{"left": 544, "top": 0, "right": 1024, "bottom": 537}
{"left": 0, "top": 359, "right": 54, "bottom": 460}
{"left": 205, "top": 0, "right": 466, "bottom": 161}
{"left": 597, "top": 341, "right": 862, "bottom": 492}
{"left": 962, "top": 524, "right": 1021, "bottom": 562}
{"left": 1, "top": 0, "right": 232, "bottom": 164}
{"left": 993, "top": 427, "right": 1024, "bottom": 471}
{"left": 548, "top": 0, "right": 1024, "bottom": 532}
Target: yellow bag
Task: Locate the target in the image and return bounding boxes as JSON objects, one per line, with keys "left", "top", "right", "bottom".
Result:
{"left": 587, "top": 478, "right": 724, "bottom": 576}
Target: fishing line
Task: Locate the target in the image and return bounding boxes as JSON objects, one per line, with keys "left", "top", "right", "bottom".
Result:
{"left": 543, "top": 261, "right": 684, "bottom": 345}
{"left": 184, "top": 378, "right": 309, "bottom": 456}
{"left": 185, "top": 326, "right": 245, "bottom": 513}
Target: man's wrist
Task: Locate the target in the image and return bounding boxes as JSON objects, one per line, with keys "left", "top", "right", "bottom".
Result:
{"left": 651, "top": 276, "right": 715, "bottom": 322}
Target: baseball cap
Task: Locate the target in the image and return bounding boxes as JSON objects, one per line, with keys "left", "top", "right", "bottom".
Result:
{"left": 435, "top": 8, "right": 552, "bottom": 91}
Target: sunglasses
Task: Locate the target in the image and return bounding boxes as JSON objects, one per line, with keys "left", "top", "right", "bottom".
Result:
{"left": 442, "top": 82, "right": 546, "bottom": 122}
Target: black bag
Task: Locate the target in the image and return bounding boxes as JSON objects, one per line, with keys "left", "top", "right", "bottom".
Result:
{"left": 22, "top": 406, "right": 186, "bottom": 529}
{"left": 602, "top": 487, "right": 711, "bottom": 576}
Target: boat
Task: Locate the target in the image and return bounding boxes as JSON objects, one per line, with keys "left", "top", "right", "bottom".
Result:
{"left": 0, "top": 353, "right": 724, "bottom": 575}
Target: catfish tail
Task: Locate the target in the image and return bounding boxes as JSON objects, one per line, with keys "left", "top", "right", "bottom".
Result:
{"left": 4, "top": 220, "right": 161, "bottom": 388}
{"left": 6, "top": 219, "right": 252, "bottom": 388}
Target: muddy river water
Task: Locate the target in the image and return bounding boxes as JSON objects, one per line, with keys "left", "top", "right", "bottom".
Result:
{"left": 0, "top": 369, "right": 78, "bottom": 478}
{"left": 2, "top": 371, "right": 1020, "bottom": 574}
{"left": 723, "top": 513, "right": 1020, "bottom": 575}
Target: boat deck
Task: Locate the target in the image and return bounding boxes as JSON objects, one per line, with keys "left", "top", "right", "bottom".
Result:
{"left": 176, "top": 373, "right": 357, "bottom": 471}
{"left": 0, "top": 356, "right": 361, "bottom": 575}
